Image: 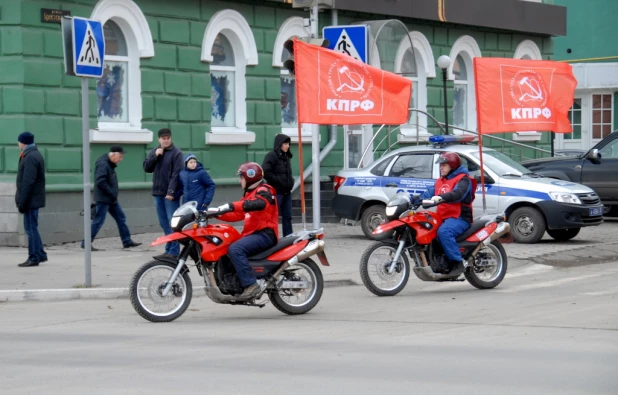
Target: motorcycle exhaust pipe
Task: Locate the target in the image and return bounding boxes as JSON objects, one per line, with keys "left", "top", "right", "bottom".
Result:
{"left": 483, "top": 222, "right": 511, "bottom": 246}
{"left": 469, "top": 222, "right": 512, "bottom": 258}
{"left": 257, "top": 239, "right": 325, "bottom": 299}
{"left": 286, "top": 239, "right": 325, "bottom": 266}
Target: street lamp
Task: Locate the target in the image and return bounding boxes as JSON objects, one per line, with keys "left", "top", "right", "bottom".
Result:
{"left": 437, "top": 55, "right": 452, "bottom": 135}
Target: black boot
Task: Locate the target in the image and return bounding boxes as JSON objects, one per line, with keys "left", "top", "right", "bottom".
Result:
{"left": 18, "top": 260, "right": 39, "bottom": 267}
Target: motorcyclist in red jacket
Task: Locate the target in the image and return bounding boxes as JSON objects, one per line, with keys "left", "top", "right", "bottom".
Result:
{"left": 209, "top": 162, "right": 279, "bottom": 300}
{"left": 420, "top": 152, "right": 476, "bottom": 275}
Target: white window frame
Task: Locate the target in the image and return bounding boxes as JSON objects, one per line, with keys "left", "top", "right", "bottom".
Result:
{"left": 272, "top": 17, "right": 313, "bottom": 143}
{"left": 202, "top": 10, "right": 258, "bottom": 145}
{"left": 513, "top": 39, "right": 544, "bottom": 142}
{"left": 89, "top": 0, "right": 154, "bottom": 144}
{"left": 447, "top": 35, "right": 482, "bottom": 134}
{"left": 394, "top": 31, "right": 436, "bottom": 143}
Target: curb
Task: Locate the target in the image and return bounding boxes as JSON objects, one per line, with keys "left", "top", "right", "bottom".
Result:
{"left": 0, "top": 279, "right": 358, "bottom": 303}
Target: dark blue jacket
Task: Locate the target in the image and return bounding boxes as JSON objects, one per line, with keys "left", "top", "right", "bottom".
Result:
{"left": 143, "top": 144, "right": 184, "bottom": 198}
{"left": 180, "top": 162, "right": 216, "bottom": 209}
{"left": 94, "top": 153, "right": 119, "bottom": 204}
{"left": 15, "top": 144, "right": 46, "bottom": 213}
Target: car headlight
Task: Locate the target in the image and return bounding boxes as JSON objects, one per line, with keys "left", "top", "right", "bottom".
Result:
{"left": 549, "top": 192, "right": 582, "bottom": 204}
{"left": 170, "top": 216, "right": 180, "bottom": 228}
{"left": 385, "top": 206, "right": 397, "bottom": 216}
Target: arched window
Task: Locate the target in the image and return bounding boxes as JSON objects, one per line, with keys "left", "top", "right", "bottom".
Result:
{"left": 447, "top": 35, "right": 482, "bottom": 133}
{"left": 202, "top": 9, "right": 258, "bottom": 145}
{"left": 514, "top": 39, "right": 543, "bottom": 61}
{"left": 90, "top": 0, "right": 154, "bottom": 143}
{"left": 272, "top": 17, "right": 311, "bottom": 141}
{"left": 453, "top": 54, "right": 469, "bottom": 130}
{"left": 98, "top": 21, "right": 128, "bottom": 123}
{"left": 394, "top": 31, "right": 435, "bottom": 142}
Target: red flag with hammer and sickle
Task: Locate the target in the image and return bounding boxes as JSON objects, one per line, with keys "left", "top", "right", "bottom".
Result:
{"left": 473, "top": 57, "right": 577, "bottom": 134}
{"left": 294, "top": 39, "right": 412, "bottom": 125}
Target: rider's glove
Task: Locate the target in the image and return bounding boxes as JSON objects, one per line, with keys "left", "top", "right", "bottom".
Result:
{"left": 208, "top": 203, "right": 232, "bottom": 214}
{"left": 430, "top": 196, "right": 444, "bottom": 203}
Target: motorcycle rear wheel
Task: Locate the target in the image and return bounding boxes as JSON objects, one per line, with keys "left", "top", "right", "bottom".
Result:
{"left": 464, "top": 240, "right": 508, "bottom": 289}
{"left": 129, "top": 261, "right": 193, "bottom": 323}
{"left": 269, "top": 258, "right": 323, "bottom": 315}
{"left": 360, "top": 241, "right": 410, "bottom": 297}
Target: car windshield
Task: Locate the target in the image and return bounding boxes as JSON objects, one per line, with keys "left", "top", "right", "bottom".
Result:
{"left": 470, "top": 150, "right": 530, "bottom": 177}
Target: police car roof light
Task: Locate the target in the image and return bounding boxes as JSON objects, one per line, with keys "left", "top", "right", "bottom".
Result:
{"left": 429, "top": 135, "right": 477, "bottom": 145}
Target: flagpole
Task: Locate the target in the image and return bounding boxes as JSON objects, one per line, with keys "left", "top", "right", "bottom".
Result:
{"left": 473, "top": 58, "right": 487, "bottom": 215}
{"left": 293, "top": 39, "right": 307, "bottom": 230}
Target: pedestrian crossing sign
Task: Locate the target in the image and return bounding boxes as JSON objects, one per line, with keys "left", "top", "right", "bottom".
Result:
{"left": 72, "top": 17, "right": 105, "bottom": 78}
{"left": 323, "top": 25, "right": 368, "bottom": 64}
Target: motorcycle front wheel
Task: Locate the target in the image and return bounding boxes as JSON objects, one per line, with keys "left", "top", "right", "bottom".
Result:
{"left": 464, "top": 240, "right": 508, "bottom": 289}
{"left": 129, "top": 261, "right": 193, "bottom": 323}
{"left": 269, "top": 258, "right": 323, "bottom": 315}
{"left": 360, "top": 241, "right": 410, "bottom": 297}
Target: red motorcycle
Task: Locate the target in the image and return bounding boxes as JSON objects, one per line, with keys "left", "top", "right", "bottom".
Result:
{"left": 129, "top": 202, "right": 329, "bottom": 322}
{"left": 360, "top": 193, "right": 511, "bottom": 296}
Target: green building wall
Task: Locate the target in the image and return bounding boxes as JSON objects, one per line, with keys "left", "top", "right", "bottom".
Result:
{"left": 0, "top": 0, "right": 554, "bottom": 189}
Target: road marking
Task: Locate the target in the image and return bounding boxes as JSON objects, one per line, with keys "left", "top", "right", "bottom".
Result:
{"left": 497, "top": 273, "right": 603, "bottom": 293}
{"left": 505, "top": 264, "right": 553, "bottom": 278}
{"left": 580, "top": 286, "right": 618, "bottom": 296}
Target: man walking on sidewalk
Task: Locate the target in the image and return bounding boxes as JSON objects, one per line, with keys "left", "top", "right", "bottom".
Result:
{"left": 81, "top": 146, "right": 142, "bottom": 251}
{"left": 15, "top": 132, "right": 47, "bottom": 267}
{"left": 143, "top": 128, "right": 184, "bottom": 259}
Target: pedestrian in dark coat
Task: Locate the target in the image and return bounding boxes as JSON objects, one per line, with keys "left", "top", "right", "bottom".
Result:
{"left": 180, "top": 153, "right": 216, "bottom": 210}
{"left": 81, "top": 146, "right": 142, "bottom": 251}
{"left": 262, "top": 133, "right": 294, "bottom": 236}
{"left": 15, "top": 132, "right": 47, "bottom": 267}
{"left": 143, "top": 128, "right": 184, "bottom": 258}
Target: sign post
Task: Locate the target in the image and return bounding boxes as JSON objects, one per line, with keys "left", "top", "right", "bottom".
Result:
{"left": 61, "top": 16, "right": 105, "bottom": 287}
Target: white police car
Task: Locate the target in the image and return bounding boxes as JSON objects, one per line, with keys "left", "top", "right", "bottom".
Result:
{"left": 332, "top": 135, "right": 604, "bottom": 243}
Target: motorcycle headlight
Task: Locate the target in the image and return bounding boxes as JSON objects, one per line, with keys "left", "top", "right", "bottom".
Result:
{"left": 170, "top": 216, "right": 181, "bottom": 228}
{"left": 385, "top": 205, "right": 397, "bottom": 217}
{"left": 549, "top": 192, "right": 582, "bottom": 204}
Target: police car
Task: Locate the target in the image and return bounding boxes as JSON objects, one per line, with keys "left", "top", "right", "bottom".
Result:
{"left": 332, "top": 135, "right": 604, "bottom": 243}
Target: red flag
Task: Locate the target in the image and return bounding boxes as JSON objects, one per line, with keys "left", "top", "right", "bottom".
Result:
{"left": 294, "top": 39, "right": 412, "bottom": 125}
{"left": 473, "top": 57, "right": 577, "bottom": 134}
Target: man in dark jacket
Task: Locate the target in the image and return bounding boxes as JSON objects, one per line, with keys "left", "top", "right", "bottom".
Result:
{"left": 15, "top": 132, "right": 47, "bottom": 267}
{"left": 143, "top": 128, "right": 184, "bottom": 258}
{"left": 262, "top": 134, "right": 294, "bottom": 236}
{"left": 81, "top": 146, "right": 141, "bottom": 251}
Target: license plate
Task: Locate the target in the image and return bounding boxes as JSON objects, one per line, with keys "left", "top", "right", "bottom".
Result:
{"left": 589, "top": 207, "right": 603, "bottom": 216}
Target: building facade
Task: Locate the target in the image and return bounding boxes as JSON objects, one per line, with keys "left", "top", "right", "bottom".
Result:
{"left": 0, "top": 0, "right": 566, "bottom": 245}
{"left": 552, "top": 0, "right": 618, "bottom": 152}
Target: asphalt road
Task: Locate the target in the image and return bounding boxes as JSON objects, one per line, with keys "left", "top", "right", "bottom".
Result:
{"left": 1, "top": 261, "right": 617, "bottom": 394}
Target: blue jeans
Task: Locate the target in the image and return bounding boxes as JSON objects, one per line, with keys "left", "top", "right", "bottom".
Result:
{"left": 437, "top": 218, "right": 471, "bottom": 262}
{"left": 154, "top": 196, "right": 180, "bottom": 256}
{"left": 227, "top": 231, "right": 276, "bottom": 287}
{"left": 82, "top": 202, "right": 132, "bottom": 247}
{"left": 276, "top": 193, "right": 293, "bottom": 237}
{"left": 23, "top": 209, "right": 47, "bottom": 263}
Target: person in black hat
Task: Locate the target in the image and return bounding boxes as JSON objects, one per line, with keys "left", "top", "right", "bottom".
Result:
{"left": 16, "top": 132, "right": 48, "bottom": 267}
{"left": 143, "top": 128, "right": 184, "bottom": 259}
{"left": 81, "top": 146, "right": 142, "bottom": 250}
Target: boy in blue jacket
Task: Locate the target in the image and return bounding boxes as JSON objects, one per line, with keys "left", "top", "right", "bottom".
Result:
{"left": 180, "top": 154, "right": 216, "bottom": 209}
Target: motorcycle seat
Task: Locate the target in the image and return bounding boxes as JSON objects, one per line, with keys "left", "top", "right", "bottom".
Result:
{"left": 248, "top": 235, "right": 297, "bottom": 261}
{"left": 456, "top": 221, "right": 486, "bottom": 242}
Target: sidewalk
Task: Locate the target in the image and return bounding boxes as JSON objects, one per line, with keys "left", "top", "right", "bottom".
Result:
{"left": 2, "top": 220, "right": 617, "bottom": 302}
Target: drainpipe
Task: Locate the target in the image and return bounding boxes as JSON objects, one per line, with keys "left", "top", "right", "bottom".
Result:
{"left": 292, "top": 8, "right": 338, "bottom": 194}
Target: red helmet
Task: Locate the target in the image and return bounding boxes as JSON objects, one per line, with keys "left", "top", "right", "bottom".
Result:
{"left": 236, "top": 162, "right": 264, "bottom": 185}
{"left": 435, "top": 152, "right": 461, "bottom": 169}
